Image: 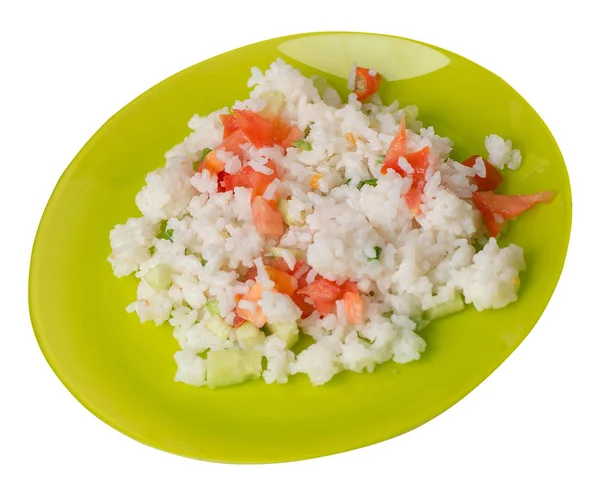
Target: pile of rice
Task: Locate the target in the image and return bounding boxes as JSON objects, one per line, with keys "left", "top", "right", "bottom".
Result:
{"left": 108, "top": 59, "right": 525, "bottom": 387}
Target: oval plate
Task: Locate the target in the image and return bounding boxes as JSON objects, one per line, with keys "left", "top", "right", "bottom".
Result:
{"left": 29, "top": 32, "right": 571, "bottom": 463}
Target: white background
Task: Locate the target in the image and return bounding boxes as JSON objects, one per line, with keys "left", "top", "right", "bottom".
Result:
{"left": 1, "top": 1, "right": 598, "bottom": 494}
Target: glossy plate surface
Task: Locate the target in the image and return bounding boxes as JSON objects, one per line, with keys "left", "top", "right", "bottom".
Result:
{"left": 29, "top": 32, "right": 571, "bottom": 463}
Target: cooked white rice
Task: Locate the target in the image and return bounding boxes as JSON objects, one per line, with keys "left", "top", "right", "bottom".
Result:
{"left": 108, "top": 59, "right": 526, "bottom": 387}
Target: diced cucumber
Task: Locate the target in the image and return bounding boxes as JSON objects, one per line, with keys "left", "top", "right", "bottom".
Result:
{"left": 205, "top": 315, "right": 232, "bottom": 340}
{"left": 423, "top": 293, "right": 465, "bottom": 321}
{"left": 206, "top": 348, "right": 262, "bottom": 389}
{"left": 266, "top": 246, "right": 306, "bottom": 261}
{"left": 276, "top": 198, "right": 305, "bottom": 226}
{"left": 206, "top": 299, "right": 220, "bottom": 316}
{"left": 260, "top": 91, "right": 285, "bottom": 116}
{"left": 265, "top": 322, "right": 299, "bottom": 349}
{"left": 143, "top": 264, "right": 172, "bottom": 292}
{"left": 235, "top": 322, "right": 266, "bottom": 350}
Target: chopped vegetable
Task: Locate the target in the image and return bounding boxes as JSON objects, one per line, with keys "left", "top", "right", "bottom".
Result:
{"left": 265, "top": 322, "right": 299, "bottom": 348}
{"left": 233, "top": 109, "right": 301, "bottom": 150}
{"left": 251, "top": 196, "right": 284, "bottom": 237}
{"left": 143, "top": 264, "right": 172, "bottom": 292}
{"left": 205, "top": 314, "right": 232, "bottom": 340}
{"left": 473, "top": 190, "right": 554, "bottom": 237}
{"left": 343, "top": 292, "right": 364, "bottom": 325}
{"left": 206, "top": 348, "right": 262, "bottom": 389}
{"left": 267, "top": 246, "right": 306, "bottom": 261}
{"left": 148, "top": 246, "right": 156, "bottom": 256}
{"left": 345, "top": 133, "right": 357, "bottom": 146}
{"left": 276, "top": 198, "right": 305, "bottom": 226}
{"left": 223, "top": 159, "right": 278, "bottom": 198}
{"left": 383, "top": 311, "right": 393, "bottom": 319}
{"left": 292, "top": 139, "right": 312, "bottom": 151}
{"left": 235, "top": 283, "right": 266, "bottom": 327}
{"left": 344, "top": 178, "right": 352, "bottom": 185}
{"left": 220, "top": 114, "right": 239, "bottom": 139}
{"left": 367, "top": 246, "right": 382, "bottom": 262}
{"left": 265, "top": 266, "right": 298, "bottom": 296}
{"left": 298, "top": 276, "right": 343, "bottom": 316}
{"left": 235, "top": 322, "right": 265, "bottom": 350}
{"left": 381, "top": 117, "right": 406, "bottom": 173}
{"left": 352, "top": 66, "right": 382, "bottom": 102}
{"left": 310, "top": 173, "right": 322, "bottom": 189}
{"left": 423, "top": 293, "right": 465, "bottom": 320}
{"left": 340, "top": 280, "right": 359, "bottom": 294}
{"left": 206, "top": 299, "right": 221, "bottom": 316}
{"left": 357, "top": 179, "right": 377, "bottom": 190}
{"left": 404, "top": 179, "right": 425, "bottom": 217}
{"left": 462, "top": 155, "right": 503, "bottom": 191}
{"left": 157, "top": 221, "right": 174, "bottom": 242}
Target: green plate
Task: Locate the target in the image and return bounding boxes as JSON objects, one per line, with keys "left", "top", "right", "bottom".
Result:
{"left": 29, "top": 32, "right": 571, "bottom": 463}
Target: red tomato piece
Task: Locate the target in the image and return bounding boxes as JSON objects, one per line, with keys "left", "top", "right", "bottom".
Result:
{"left": 381, "top": 117, "right": 406, "bottom": 175}
{"left": 281, "top": 125, "right": 304, "bottom": 150}
{"left": 405, "top": 179, "right": 425, "bottom": 217}
{"left": 298, "top": 277, "right": 343, "bottom": 303}
{"left": 264, "top": 256, "right": 293, "bottom": 273}
{"left": 291, "top": 292, "right": 315, "bottom": 319}
{"left": 473, "top": 190, "right": 554, "bottom": 237}
{"left": 235, "top": 283, "right": 266, "bottom": 327}
{"left": 405, "top": 146, "right": 430, "bottom": 181}
{"left": 462, "top": 155, "right": 504, "bottom": 191}
{"left": 220, "top": 114, "right": 239, "bottom": 139}
{"left": 233, "top": 109, "right": 277, "bottom": 148}
{"left": 233, "top": 315, "right": 246, "bottom": 328}
{"left": 223, "top": 160, "right": 278, "bottom": 198}
{"left": 251, "top": 196, "right": 284, "bottom": 237}
{"left": 343, "top": 292, "right": 364, "bottom": 325}
{"left": 265, "top": 267, "right": 298, "bottom": 296}
{"left": 313, "top": 299, "right": 336, "bottom": 317}
{"left": 353, "top": 67, "right": 382, "bottom": 102}
{"left": 340, "top": 280, "right": 359, "bottom": 294}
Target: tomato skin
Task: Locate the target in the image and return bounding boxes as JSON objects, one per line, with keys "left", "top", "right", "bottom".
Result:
{"left": 405, "top": 147, "right": 430, "bottom": 180}
{"left": 251, "top": 196, "right": 284, "bottom": 237}
{"left": 235, "top": 283, "right": 266, "bottom": 327}
{"left": 381, "top": 117, "right": 406, "bottom": 174}
{"left": 223, "top": 159, "right": 278, "bottom": 198}
{"left": 462, "top": 155, "right": 503, "bottom": 191}
{"left": 220, "top": 113, "right": 239, "bottom": 139}
{"left": 473, "top": 190, "right": 554, "bottom": 237}
{"left": 404, "top": 179, "right": 425, "bottom": 216}
{"left": 297, "top": 277, "right": 343, "bottom": 316}
{"left": 353, "top": 67, "right": 382, "bottom": 102}
{"left": 265, "top": 267, "right": 298, "bottom": 296}
{"left": 343, "top": 292, "right": 364, "bottom": 325}
{"left": 292, "top": 292, "right": 315, "bottom": 318}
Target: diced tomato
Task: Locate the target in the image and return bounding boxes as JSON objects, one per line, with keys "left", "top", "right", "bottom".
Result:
{"left": 220, "top": 114, "right": 239, "bottom": 139}
{"left": 298, "top": 277, "right": 343, "bottom": 304}
{"left": 264, "top": 256, "right": 293, "bottom": 273}
{"left": 340, "top": 280, "right": 359, "bottom": 294}
{"left": 281, "top": 126, "right": 304, "bottom": 150}
{"left": 291, "top": 292, "right": 315, "bottom": 319}
{"left": 216, "top": 171, "right": 228, "bottom": 192}
{"left": 233, "top": 315, "right": 246, "bottom": 328}
{"left": 265, "top": 267, "right": 298, "bottom": 296}
{"left": 473, "top": 190, "right": 554, "bottom": 237}
{"left": 202, "top": 149, "right": 225, "bottom": 174}
{"left": 405, "top": 179, "right": 425, "bottom": 217}
{"left": 462, "top": 155, "right": 504, "bottom": 191}
{"left": 242, "top": 266, "right": 257, "bottom": 282}
{"left": 343, "top": 292, "right": 364, "bottom": 325}
{"left": 352, "top": 67, "right": 382, "bottom": 102}
{"left": 223, "top": 160, "right": 278, "bottom": 197}
{"left": 235, "top": 283, "right": 266, "bottom": 327}
{"left": 251, "top": 196, "right": 284, "bottom": 237}
{"left": 233, "top": 109, "right": 302, "bottom": 151}
{"left": 381, "top": 117, "right": 406, "bottom": 175}
{"left": 313, "top": 299, "right": 336, "bottom": 317}
{"left": 405, "top": 147, "right": 430, "bottom": 181}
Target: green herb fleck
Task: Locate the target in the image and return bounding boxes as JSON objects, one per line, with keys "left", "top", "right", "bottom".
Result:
{"left": 200, "top": 147, "right": 211, "bottom": 161}
{"left": 357, "top": 179, "right": 378, "bottom": 190}
{"left": 376, "top": 155, "right": 385, "bottom": 164}
{"left": 344, "top": 178, "right": 352, "bottom": 185}
{"left": 383, "top": 311, "right": 393, "bottom": 319}
{"left": 149, "top": 246, "right": 156, "bottom": 256}
{"left": 193, "top": 148, "right": 212, "bottom": 172}
{"left": 200, "top": 257, "right": 208, "bottom": 266}
{"left": 292, "top": 140, "right": 312, "bottom": 151}
{"left": 367, "top": 246, "right": 382, "bottom": 262}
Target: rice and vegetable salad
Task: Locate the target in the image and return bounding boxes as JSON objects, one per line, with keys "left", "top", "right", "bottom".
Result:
{"left": 108, "top": 59, "right": 553, "bottom": 388}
